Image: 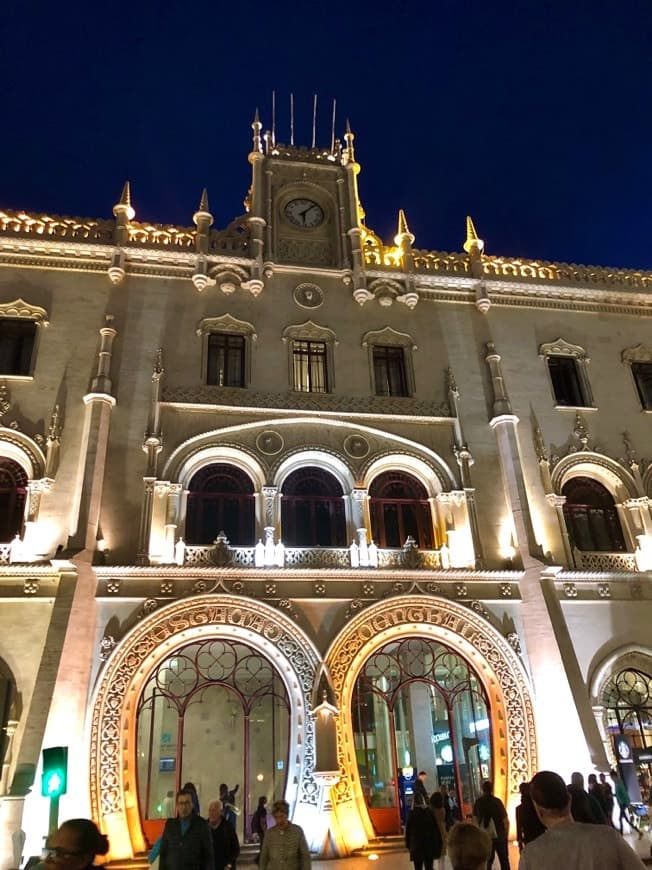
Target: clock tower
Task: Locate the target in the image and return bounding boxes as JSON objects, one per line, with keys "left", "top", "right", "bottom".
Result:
{"left": 246, "top": 111, "right": 366, "bottom": 290}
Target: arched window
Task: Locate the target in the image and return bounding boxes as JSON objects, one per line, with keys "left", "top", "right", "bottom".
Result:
{"left": 0, "top": 458, "right": 27, "bottom": 542}
{"left": 369, "top": 471, "right": 433, "bottom": 549}
{"left": 281, "top": 467, "right": 346, "bottom": 547}
{"left": 185, "top": 465, "right": 255, "bottom": 545}
{"left": 352, "top": 638, "right": 492, "bottom": 832}
{"left": 602, "top": 666, "right": 652, "bottom": 802}
{"left": 562, "top": 476, "right": 626, "bottom": 552}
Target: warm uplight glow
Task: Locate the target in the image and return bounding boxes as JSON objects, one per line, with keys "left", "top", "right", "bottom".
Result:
{"left": 256, "top": 773, "right": 264, "bottom": 782}
{"left": 368, "top": 854, "right": 379, "bottom": 861}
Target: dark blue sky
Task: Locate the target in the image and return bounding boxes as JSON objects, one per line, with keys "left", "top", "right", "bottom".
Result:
{"left": 2, "top": 2, "right": 652, "bottom": 268}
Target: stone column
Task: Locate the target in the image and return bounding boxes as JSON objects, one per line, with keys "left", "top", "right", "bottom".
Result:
{"left": 546, "top": 494, "right": 574, "bottom": 567}
{"left": 136, "top": 478, "right": 156, "bottom": 565}
{"left": 262, "top": 486, "right": 278, "bottom": 536}
{"left": 351, "top": 488, "right": 369, "bottom": 543}
{"left": 163, "top": 484, "right": 183, "bottom": 564}
{"left": 485, "top": 341, "right": 607, "bottom": 772}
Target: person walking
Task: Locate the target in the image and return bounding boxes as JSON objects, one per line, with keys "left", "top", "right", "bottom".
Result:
{"left": 160, "top": 788, "right": 213, "bottom": 870}
{"left": 611, "top": 769, "right": 640, "bottom": 836}
{"left": 258, "top": 800, "right": 311, "bottom": 870}
{"left": 207, "top": 799, "right": 240, "bottom": 870}
{"left": 473, "top": 781, "right": 510, "bottom": 870}
{"left": 252, "top": 795, "right": 268, "bottom": 857}
{"left": 220, "top": 783, "right": 239, "bottom": 829}
{"left": 515, "top": 782, "right": 545, "bottom": 852}
{"left": 43, "top": 819, "right": 109, "bottom": 869}
{"left": 598, "top": 772, "right": 615, "bottom": 824}
{"left": 519, "top": 770, "right": 646, "bottom": 869}
{"left": 568, "top": 771, "right": 606, "bottom": 824}
{"left": 405, "top": 796, "right": 444, "bottom": 870}
{"left": 429, "top": 792, "right": 448, "bottom": 868}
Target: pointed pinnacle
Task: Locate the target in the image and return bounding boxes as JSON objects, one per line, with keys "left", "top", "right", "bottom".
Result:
{"left": 113, "top": 181, "right": 135, "bottom": 220}
{"left": 253, "top": 107, "right": 261, "bottom": 126}
{"left": 120, "top": 181, "right": 131, "bottom": 207}
{"left": 463, "top": 215, "right": 484, "bottom": 254}
{"left": 193, "top": 188, "right": 213, "bottom": 227}
{"left": 394, "top": 209, "right": 415, "bottom": 247}
{"left": 345, "top": 118, "right": 352, "bottom": 135}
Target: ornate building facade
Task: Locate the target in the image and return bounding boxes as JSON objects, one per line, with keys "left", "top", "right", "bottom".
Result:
{"left": 0, "top": 116, "right": 651, "bottom": 866}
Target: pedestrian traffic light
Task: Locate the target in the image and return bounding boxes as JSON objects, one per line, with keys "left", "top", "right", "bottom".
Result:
{"left": 41, "top": 746, "right": 68, "bottom": 798}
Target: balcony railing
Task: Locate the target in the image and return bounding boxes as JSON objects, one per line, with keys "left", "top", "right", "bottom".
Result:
{"left": 574, "top": 551, "right": 638, "bottom": 572}
{"left": 182, "top": 543, "right": 443, "bottom": 570}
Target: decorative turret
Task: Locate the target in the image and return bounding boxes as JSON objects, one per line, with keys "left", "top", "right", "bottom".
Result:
{"left": 109, "top": 182, "right": 135, "bottom": 284}
{"left": 193, "top": 188, "right": 213, "bottom": 252}
{"left": 463, "top": 215, "right": 484, "bottom": 255}
{"left": 394, "top": 209, "right": 415, "bottom": 250}
{"left": 343, "top": 119, "right": 356, "bottom": 166}
{"left": 113, "top": 181, "right": 135, "bottom": 223}
{"left": 251, "top": 108, "right": 263, "bottom": 156}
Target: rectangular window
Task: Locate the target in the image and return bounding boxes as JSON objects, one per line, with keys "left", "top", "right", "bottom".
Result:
{"left": 0, "top": 319, "right": 36, "bottom": 376}
{"left": 206, "top": 333, "right": 245, "bottom": 387}
{"left": 292, "top": 340, "right": 328, "bottom": 393}
{"left": 373, "top": 345, "right": 408, "bottom": 397}
{"left": 547, "top": 356, "right": 587, "bottom": 406}
{"left": 632, "top": 362, "right": 652, "bottom": 410}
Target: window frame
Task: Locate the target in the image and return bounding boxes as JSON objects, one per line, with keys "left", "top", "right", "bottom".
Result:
{"left": 282, "top": 320, "right": 337, "bottom": 394}
{"left": 539, "top": 338, "right": 594, "bottom": 409}
{"left": 196, "top": 314, "right": 257, "bottom": 387}
{"left": 362, "top": 327, "right": 416, "bottom": 398}
{"left": 561, "top": 476, "right": 627, "bottom": 553}
{"left": 0, "top": 298, "right": 49, "bottom": 380}
{"left": 622, "top": 345, "right": 652, "bottom": 412}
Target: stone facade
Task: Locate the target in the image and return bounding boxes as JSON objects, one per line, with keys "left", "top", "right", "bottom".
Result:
{"left": 0, "top": 120, "right": 650, "bottom": 866}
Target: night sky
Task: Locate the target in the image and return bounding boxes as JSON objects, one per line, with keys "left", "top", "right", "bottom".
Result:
{"left": 2, "top": 2, "right": 652, "bottom": 269}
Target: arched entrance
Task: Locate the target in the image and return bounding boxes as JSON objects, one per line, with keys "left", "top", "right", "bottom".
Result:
{"left": 89, "top": 596, "right": 321, "bottom": 861}
{"left": 352, "top": 638, "right": 492, "bottom": 833}
{"left": 135, "top": 638, "right": 290, "bottom": 843}
{"left": 324, "top": 596, "right": 537, "bottom": 850}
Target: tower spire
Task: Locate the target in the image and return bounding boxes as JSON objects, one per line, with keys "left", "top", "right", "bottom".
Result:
{"left": 343, "top": 119, "right": 355, "bottom": 164}
{"left": 394, "top": 209, "right": 415, "bottom": 247}
{"left": 463, "top": 215, "right": 484, "bottom": 254}
{"left": 113, "top": 181, "right": 135, "bottom": 221}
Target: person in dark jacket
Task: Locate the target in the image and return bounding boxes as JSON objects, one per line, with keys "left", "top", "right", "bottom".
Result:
{"left": 568, "top": 772, "right": 606, "bottom": 824}
{"left": 207, "top": 799, "right": 240, "bottom": 870}
{"left": 472, "top": 781, "right": 510, "bottom": 870}
{"left": 160, "top": 788, "right": 213, "bottom": 870}
{"left": 405, "top": 802, "right": 443, "bottom": 870}
{"left": 413, "top": 771, "right": 430, "bottom": 808}
{"left": 515, "top": 781, "right": 545, "bottom": 851}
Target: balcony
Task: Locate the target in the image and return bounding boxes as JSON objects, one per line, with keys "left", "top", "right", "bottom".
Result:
{"left": 181, "top": 538, "right": 444, "bottom": 571}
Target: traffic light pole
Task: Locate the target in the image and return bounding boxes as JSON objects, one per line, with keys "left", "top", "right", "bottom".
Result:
{"left": 48, "top": 795, "right": 60, "bottom": 835}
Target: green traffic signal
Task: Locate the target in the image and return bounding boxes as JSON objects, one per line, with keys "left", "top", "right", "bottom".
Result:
{"left": 41, "top": 746, "right": 68, "bottom": 798}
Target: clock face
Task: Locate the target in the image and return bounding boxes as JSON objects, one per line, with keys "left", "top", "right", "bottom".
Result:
{"left": 284, "top": 198, "right": 324, "bottom": 229}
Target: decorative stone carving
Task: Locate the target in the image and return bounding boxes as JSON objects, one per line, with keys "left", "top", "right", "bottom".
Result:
{"left": 256, "top": 430, "right": 284, "bottom": 455}
{"left": 563, "top": 583, "right": 578, "bottom": 598}
{"left": 325, "top": 596, "right": 537, "bottom": 809}
{"left": 0, "top": 298, "right": 49, "bottom": 325}
{"left": 293, "top": 282, "right": 324, "bottom": 308}
{"left": 99, "top": 635, "right": 116, "bottom": 661}
{"left": 499, "top": 583, "right": 513, "bottom": 598}
{"left": 89, "top": 595, "right": 321, "bottom": 850}
{"left": 23, "top": 579, "right": 39, "bottom": 595}
{"left": 106, "top": 580, "right": 121, "bottom": 594}
{"left": 162, "top": 385, "right": 451, "bottom": 418}
{"left": 160, "top": 582, "right": 173, "bottom": 595}
{"left": 343, "top": 434, "right": 369, "bottom": 459}
{"left": 597, "top": 583, "right": 611, "bottom": 599}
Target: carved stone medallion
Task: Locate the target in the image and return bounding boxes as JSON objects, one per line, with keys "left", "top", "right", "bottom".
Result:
{"left": 343, "top": 434, "right": 370, "bottom": 459}
{"left": 293, "top": 282, "right": 324, "bottom": 309}
{"left": 256, "top": 430, "right": 284, "bottom": 455}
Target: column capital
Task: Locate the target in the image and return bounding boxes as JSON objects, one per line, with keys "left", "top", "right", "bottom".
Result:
{"left": 546, "top": 493, "right": 567, "bottom": 507}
